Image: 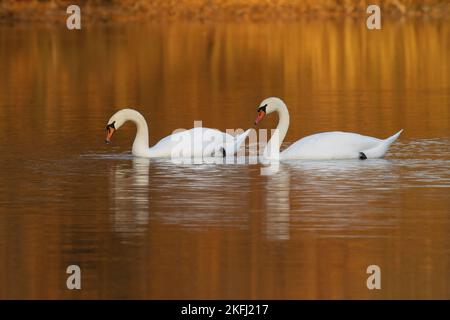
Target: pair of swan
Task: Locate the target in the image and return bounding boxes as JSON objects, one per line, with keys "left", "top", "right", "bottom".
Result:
{"left": 105, "top": 97, "right": 402, "bottom": 160}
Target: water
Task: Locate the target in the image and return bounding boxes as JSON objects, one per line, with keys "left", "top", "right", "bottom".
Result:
{"left": 0, "top": 19, "right": 449, "bottom": 299}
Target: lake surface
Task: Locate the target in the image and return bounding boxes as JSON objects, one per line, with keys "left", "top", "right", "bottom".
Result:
{"left": 0, "top": 19, "right": 449, "bottom": 299}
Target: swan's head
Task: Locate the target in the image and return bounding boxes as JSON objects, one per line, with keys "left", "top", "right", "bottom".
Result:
{"left": 105, "top": 109, "right": 129, "bottom": 143}
{"left": 254, "top": 97, "right": 286, "bottom": 125}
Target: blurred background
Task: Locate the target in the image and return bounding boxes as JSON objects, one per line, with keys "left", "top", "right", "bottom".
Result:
{"left": 1, "top": 0, "right": 449, "bottom": 22}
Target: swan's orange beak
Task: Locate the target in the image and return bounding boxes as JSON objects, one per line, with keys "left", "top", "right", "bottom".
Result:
{"left": 105, "top": 127, "right": 115, "bottom": 144}
{"left": 254, "top": 110, "right": 266, "bottom": 125}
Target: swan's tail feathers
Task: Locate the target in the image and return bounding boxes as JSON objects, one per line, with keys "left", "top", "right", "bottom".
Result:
{"left": 384, "top": 129, "right": 403, "bottom": 145}
{"left": 235, "top": 129, "right": 251, "bottom": 152}
{"left": 221, "top": 129, "right": 251, "bottom": 156}
{"left": 361, "top": 129, "right": 403, "bottom": 159}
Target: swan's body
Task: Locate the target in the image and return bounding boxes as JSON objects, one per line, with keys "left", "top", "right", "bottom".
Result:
{"left": 106, "top": 109, "right": 250, "bottom": 158}
{"left": 280, "top": 130, "right": 403, "bottom": 160}
{"left": 255, "top": 97, "right": 403, "bottom": 160}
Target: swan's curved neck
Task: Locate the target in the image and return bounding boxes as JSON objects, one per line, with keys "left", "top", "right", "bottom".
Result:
{"left": 265, "top": 102, "right": 290, "bottom": 157}
{"left": 122, "top": 110, "right": 150, "bottom": 155}
{"left": 275, "top": 103, "right": 290, "bottom": 146}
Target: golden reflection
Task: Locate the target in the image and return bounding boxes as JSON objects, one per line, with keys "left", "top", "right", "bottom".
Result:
{"left": 0, "top": 19, "right": 448, "bottom": 147}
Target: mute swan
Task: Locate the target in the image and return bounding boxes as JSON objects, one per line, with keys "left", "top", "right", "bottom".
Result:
{"left": 105, "top": 108, "right": 250, "bottom": 158}
{"left": 254, "top": 97, "right": 403, "bottom": 160}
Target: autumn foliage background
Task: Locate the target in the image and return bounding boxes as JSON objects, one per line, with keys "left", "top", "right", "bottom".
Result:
{"left": 0, "top": 0, "right": 449, "bottom": 22}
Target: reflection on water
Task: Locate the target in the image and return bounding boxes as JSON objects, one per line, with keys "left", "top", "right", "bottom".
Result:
{"left": 111, "top": 158, "right": 151, "bottom": 235}
{"left": 284, "top": 159, "right": 400, "bottom": 236}
{"left": 0, "top": 19, "right": 449, "bottom": 299}
{"left": 137, "top": 160, "right": 253, "bottom": 229}
{"left": 107, "top": 142, "right": 450, "bottom": 240}
{"left": 265, "top": 167, "right": 291, "bottom": 241}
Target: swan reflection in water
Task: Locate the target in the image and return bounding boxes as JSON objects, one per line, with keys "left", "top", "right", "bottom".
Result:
{"left": 110, "top": 157, "right": 254, "bottom": 235}
{"left": 264, "top": 166, "right": 291, "bottom": 241}
{"left": 109, "top": 153, "right": 408, "bottom": 240}
{"left": 109, "top": 137, "right": 449, "bottom": 240}
{"left": 110, "top": 157, "right": 151, "bottom": 235}
{"left": 262, "top": 158, "right": 403, "bottom": 238}
{"left": 147, "top": 160, "right": 253, "bottom": 228}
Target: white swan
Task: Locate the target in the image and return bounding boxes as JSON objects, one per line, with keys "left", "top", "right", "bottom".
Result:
{"left": 254, "top": 97, "right": 403, "bottom": 160}
{"left": 105, "top": 108, "right": 250, "bottom": 158}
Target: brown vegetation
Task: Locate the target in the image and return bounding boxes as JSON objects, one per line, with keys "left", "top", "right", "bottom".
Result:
{"left": 0, "top": 0, "right": 449, "bottom": 23}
